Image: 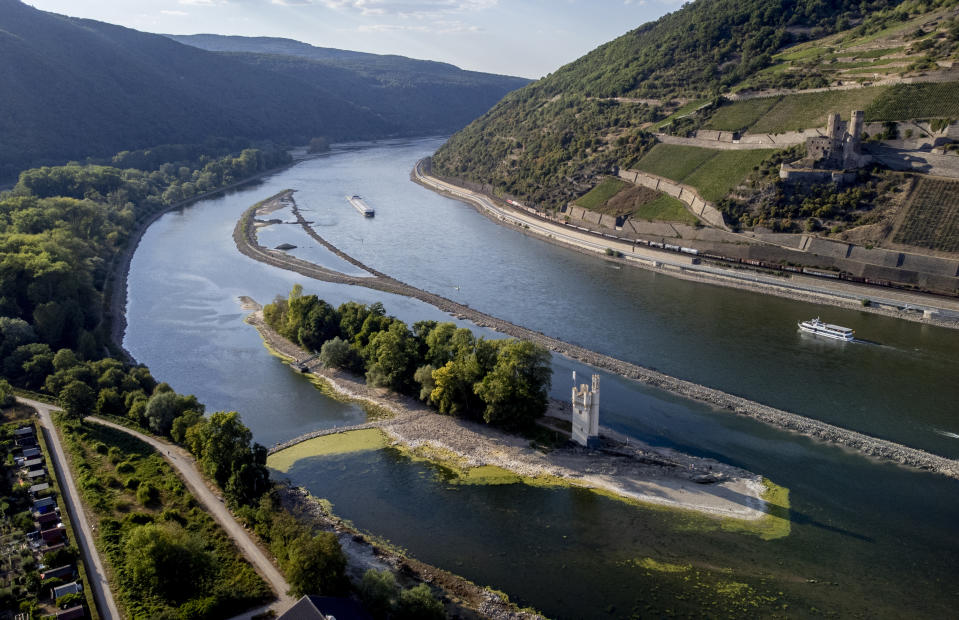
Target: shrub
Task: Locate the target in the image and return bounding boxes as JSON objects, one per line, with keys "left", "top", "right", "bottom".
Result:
{"left": 359, "top": 569, "right": 397, "bottom": 618}
{"left": 395, "top": 583, "right": 445, "bottom": 620}
{"left": 116, "top": 461, "right": 135, "bottom": 474}
{"left": 136, "top": 482, "right": 159, "bottom": 505}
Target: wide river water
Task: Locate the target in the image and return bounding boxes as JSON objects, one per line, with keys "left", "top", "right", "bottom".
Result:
{"left": 126, "top": 138, "right": 959, "bottom": 618}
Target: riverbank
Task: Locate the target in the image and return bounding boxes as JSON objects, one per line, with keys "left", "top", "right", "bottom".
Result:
{"left": 276, "top": 483, "right": 546, "bottom": 620}
{"left": 248, "top": 310, "right": 773, "bottom": 526}
{"left": 235, "top": 191, "right": 959, "bottom": 481}
{"left": 411, "top": 161, "right": 959, "bottom": 330}
{"left": 104, "top": 158, "right": 302, "bottom": 363}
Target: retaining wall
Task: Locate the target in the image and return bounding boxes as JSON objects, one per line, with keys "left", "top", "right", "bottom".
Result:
{"left": 617, "top": 169, "right": 728, "bottom": 230}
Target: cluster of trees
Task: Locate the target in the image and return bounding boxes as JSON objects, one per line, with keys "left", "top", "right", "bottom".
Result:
{"left": 264, "top": 286, "right": 552, "bottom": 431}
{"left": 433, "top": 92, "right": 658, "bottom": 210}
{"left": 0, "top": 145, "right": 352, "bottom": 611}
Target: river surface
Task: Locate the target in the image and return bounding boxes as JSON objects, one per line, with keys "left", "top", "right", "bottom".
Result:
{"left": 125, "top": 138, "right": 959, "bottom": 618}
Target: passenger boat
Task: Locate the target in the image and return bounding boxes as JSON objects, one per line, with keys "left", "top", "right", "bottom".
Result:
{"left": 346, "top": 194, "right": 374, "bottom": 217}
{"left": 798, "top": 317, "right": 855, "bottom": 341}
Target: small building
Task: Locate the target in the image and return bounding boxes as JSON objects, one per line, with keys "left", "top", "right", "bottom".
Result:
{"left": 25, "top": 468, "right": 47, "bottom": 480}
{"left": 14, "top": 426, "right": 35, "bottom": 438}
{"left": 22, "top": 447, "right": 41, "bottom": 458}
{"left": 53, "top": 581, "right": 83, "bottom": 600}
{"left": 34, "top": 496, "right": 57, "bottom": 513}
{"left": 23, "top": 457, "right": 44, "bottom": 470}
{"left": 29, "top": 482, "right": 50, "bottom": 496}
{"left": 40, "top": 565, "right": 75, "bottom": 581}
{"left": 571, "top": 372, "right": 601, "bottom": 448}
{"left": 56, "top": 606, "right": 86, "bottom": 620}
{"left": 40, "top": 526, "right": 65, "bottom": 545}
{"left": 279, "top": 595, "right": 372, "bottom": 620}
{"left": 36, "top": 511, "right": 60, "bottom": 527}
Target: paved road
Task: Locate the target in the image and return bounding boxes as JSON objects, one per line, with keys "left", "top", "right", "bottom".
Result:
{"left": 85, "top": 417, "right": 297, "bottom": 618}
{"left": 18, "top": 397, "right": 121, "bottom": 620}
{"left": 414, "top": 162, "right": 959, "bottom": 320}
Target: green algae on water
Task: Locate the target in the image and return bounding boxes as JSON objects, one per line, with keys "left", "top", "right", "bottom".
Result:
{"left": 268, "top": 428, "right": 388, "bottom": 473}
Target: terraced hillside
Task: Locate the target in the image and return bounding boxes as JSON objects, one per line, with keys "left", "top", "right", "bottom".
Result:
{"left": 432, "top": 0, "right": 959, "bottom": 230}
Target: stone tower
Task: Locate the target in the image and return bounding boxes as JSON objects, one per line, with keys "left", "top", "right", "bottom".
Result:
{"left": 571, "top": 372, "right": 600, "bottom": 448}
{"left": 843, "top": 110, "right": 865, "bottom": 168}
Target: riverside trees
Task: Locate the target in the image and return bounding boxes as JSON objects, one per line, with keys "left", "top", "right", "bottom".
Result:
{"left": 263, "top": 286, "right": 553, "bottom": 431}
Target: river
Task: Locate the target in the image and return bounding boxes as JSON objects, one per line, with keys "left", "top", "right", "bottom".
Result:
{"left": 125, "top": 137, "right": 959, "bottom": 618}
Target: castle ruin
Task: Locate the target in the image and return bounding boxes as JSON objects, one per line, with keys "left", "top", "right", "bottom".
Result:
{"left": 780, "top": 110, "right": 871, "bottom": 184}
{"left": 571, "top": 372, "right": 600, "bottom": 448}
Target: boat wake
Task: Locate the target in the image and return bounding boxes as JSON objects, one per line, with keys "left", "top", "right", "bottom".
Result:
{"left": 934, "top": 429, "right": 959, "bottom": 440}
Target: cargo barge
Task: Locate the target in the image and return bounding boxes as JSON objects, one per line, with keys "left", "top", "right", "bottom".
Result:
{"left": 346, "top": 195, "right": 374, "bottom": 217}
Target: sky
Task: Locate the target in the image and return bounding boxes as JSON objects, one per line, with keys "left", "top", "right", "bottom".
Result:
{"left": 23, "top": 0, "right": 681, "bottom": 79}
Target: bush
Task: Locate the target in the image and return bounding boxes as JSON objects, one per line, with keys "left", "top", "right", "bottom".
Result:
{"left": 0, "top": 379, "right": 15, "bottom": 407}
{"left": 318, "top": 337, "right": 353, "bottom": 369}
{"left": 359, "top": 569, "right": 397, "bottom": 618}
{"left": 116, "top": 460, "right": 135, "bottom": 474}
{"left": 136, "top": 482, "right": 159, "bottom": 505}
{"left": 395, "top": 583, "right": 445, "bottom": 620}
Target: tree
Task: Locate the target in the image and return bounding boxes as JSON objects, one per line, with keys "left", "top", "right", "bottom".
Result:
{"left": 365, "top": 322, "right": 418, "bottom": 393}
{"left": 413, "top": 365, "right": 436, "bottom": 402}
{"left": 124, "top": 523, "right": 213, "bottom": 603}
{"left": 474, "top": 340, "right": 552, "bottom": 431}
{"left": 145, "top": 391, "right": 180, "bottom": 436}
{"left": 59, "top": 380, "right": 95, "bottom": 419}
{"left": 284, "top": 532, "right": 347, "bottom": 598}
{"left": 0, "top": 379, "right": 14, "bottom": 408}
{"left": 318, "top": 336, "right": 352, "bottom": 369}
{"left": 96, "top": 387, "right": 125, "bottom": 417}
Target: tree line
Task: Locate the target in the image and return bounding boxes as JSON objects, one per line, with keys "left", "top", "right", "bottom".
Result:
{"left": 264, "top": 286, "right": 553, "bottom": 432}
{"left": 0, "top": 144, "right": 353, "bottom": 616}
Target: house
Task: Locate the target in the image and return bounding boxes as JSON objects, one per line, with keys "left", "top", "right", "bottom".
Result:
{"left": 36, "top": 511, "right": 60, "bottom": 528}
{"left": 40, "top": 564, "right": 75, "bottom": 581}
{"left": 52, "top": 581, "right": 83, "bottom": 600}
{"left": 279, "top": 595, "right": 372, "bottom": 620}
{"left": 14, "top": 427, "right": 36, "bottom": 447}
{"left": 40, "top": 526, "right": 65, "bottom": 545}
{"left": 56, "top": 606, "right": 85, "bottom": 620}
{"left": 34, "top": 496, "right": 57, "bottom": 513}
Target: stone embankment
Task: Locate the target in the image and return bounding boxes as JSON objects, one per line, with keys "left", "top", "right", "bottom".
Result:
{"left": 235, "top": 191, "right": 959, "bottom": 481}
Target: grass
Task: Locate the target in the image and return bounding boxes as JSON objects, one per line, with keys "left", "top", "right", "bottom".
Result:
{"left": 635, "top": 144, "right": 776, "bottom": 203}
{"left": 892, "top": 178, "right": 959, "bottom": 252}
{"left": 750, "top": 87, "right": 888, "bottom": 134}
{"left": 574, "top": 177, "right": 628, "bottom": 209}
{"left": 684, "top": 149, "right": 776, "bottom": 202}
{"left": 654, "top": 99, "right": 709, "bottom": 129}
{"left": 58, "top": 418, "right": 272, "bottom": 619}
{"left": 719, "top": 478, "right": 791, "bottom": 541}
{"left": 267, "top": 429, "right": 388, "bottom": 473}
{"left": 866, "top": 82, "right": 959, "bottom": 121}
{"left": 634, "top": 144, "right": 716, "bottom": 181}
{"left": 705, "top": 97, "right": 780, "bottom": 132}
{"left": 635, "top": 194, "right": 699, "bottom": 225}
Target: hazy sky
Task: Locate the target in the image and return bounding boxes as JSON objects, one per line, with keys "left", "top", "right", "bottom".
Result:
{"left": 23, "top": 0, "right": 681, "bottom": 78}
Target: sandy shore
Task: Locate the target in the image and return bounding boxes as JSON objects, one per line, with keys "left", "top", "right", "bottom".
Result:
{"left": 249, "top": 311, "right": 769, "bottom": 522}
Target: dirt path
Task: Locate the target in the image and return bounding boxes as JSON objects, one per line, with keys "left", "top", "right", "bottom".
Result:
{"left": 17, "top": 397, "right": 121, "bottom": 620}
{"left": 84, "top": 417, "right": 297, "bottom": 618}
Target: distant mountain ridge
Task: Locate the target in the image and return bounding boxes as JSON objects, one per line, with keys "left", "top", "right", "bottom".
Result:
{"left": 166, "top": 34, "right": 530, "bottom": 138}
{"left": 0, "top": 0, "right": 527, "bottom": 180}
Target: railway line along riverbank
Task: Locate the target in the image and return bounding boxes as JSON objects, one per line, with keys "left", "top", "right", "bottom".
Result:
{"left": 234, "top": 190, "right": 959, "bottom": 481}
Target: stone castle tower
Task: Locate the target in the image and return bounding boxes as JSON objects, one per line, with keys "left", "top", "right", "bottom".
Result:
{"left": 571, "top": 372, "right": 600, "bottom": 448}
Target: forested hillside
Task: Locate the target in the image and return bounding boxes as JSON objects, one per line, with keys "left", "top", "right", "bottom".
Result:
{"left": 432, "top": 0, "right": 959, "bottom": 211}
{"left": 168, "top": 34, "right": 529, "bottom": 138}
{"left": 0, "top": 0, "right": 526, "bottom": 181}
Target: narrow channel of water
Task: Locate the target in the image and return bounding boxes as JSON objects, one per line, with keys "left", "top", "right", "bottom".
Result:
{"left": 124, "top": 138, "right": 959, "bottom": 617}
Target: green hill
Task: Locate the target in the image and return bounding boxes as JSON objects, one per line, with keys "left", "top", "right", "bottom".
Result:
{"left": 431, "top": 0, "right": 959, "bottom": 213}
{"left": 166, "top": 34, "right": 530, "bottom": 137}
{"left": 0, "top": 1, "right": 527, "bottom": 181}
